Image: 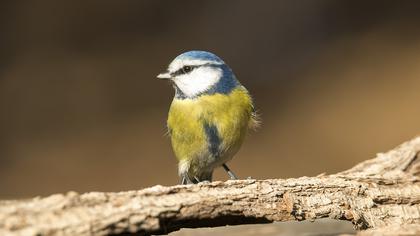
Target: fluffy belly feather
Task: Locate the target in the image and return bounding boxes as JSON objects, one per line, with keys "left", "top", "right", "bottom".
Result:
{"left": 167, "top": 87, "right": 254, "bottom": 178}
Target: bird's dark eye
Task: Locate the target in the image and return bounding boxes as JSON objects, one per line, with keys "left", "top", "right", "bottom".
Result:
{"left": 182, "top": 66, "right": 192, "bottom": 73}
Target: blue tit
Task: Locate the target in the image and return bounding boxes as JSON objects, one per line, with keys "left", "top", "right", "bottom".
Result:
{"left": 157, "top": 50, "right": 258, "bottom": 184}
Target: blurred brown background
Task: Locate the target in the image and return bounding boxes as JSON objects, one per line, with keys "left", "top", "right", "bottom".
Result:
{"left": 1, "top": 0, "right": 420, "bottom": 199}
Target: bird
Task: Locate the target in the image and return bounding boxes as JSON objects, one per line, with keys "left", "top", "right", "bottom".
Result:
{"left": 157, "top": 50, "right": 258, "bottom": 184}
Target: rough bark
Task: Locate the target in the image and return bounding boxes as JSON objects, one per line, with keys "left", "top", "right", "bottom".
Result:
{"left": 1, "top": 137, "right": 419, "bottom": 236}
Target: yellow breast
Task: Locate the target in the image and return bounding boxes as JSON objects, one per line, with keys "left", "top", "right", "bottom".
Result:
{"left": 167, "top": 87, "right": 255, "bottom": 168}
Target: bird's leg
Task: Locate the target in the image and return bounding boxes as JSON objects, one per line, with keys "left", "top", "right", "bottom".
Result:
{"left": 222, "top": 163, "right": 238, "bottom": 180}
{"left": 181, "top": 176, "right": 188, "bottom": 185}
{"left": 193, "top": 176, "right": 201, "bottom": 183}
{"left": 180, "top": 174, "right": 194, "bottom": 185}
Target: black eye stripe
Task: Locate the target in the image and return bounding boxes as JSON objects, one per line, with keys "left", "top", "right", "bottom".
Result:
{"left": 183, "top": 65, "right": 192, "bottom": 72}
{"left": 171, "top": 65, "right": 198, "bottom": 77}
{"left": 169, "top": 63, "right": 218, "bottom": 77}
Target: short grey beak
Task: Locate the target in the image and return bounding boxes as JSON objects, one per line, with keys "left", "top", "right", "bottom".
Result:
{"left": 157, "top": 72, "right": 171, "bottom": 80}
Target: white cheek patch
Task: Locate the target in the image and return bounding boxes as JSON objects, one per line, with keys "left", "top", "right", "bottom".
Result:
{"left": 174, "top": 67, "right": 222, "bottom": 97}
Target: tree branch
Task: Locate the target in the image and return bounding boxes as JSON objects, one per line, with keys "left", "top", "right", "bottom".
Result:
{"left": 1, "top": 137, "right": 419, "bottom": 236}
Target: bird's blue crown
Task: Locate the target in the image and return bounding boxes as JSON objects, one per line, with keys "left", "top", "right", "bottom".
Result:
{"left": 175, "top": 51, "right": 225, "bottom": 64}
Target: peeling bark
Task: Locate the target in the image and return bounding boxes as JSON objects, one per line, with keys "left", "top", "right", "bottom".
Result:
{"left": 1, "top": 137, "right": 419, "bottom": 236}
